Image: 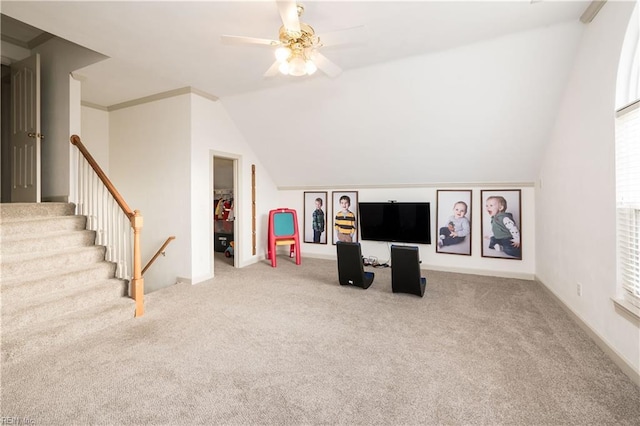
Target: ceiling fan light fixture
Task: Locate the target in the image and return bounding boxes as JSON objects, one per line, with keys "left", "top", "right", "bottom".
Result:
{"left": 224, "top": 2, "right": 346, "bottom": 78}
{"left": 307, "top": 48, "right": 318, "bottom": 61}
{"left": 288, "top": 56, "right": 307, "bottom": 76}
{"left": 305, "top": 60, "right": 317, "bottom": 75}
{"left": 278, "top": 61, "right": 290, "bottom": 75}
{"left": 275, "top": 46, "right": 292, "bottom": 62}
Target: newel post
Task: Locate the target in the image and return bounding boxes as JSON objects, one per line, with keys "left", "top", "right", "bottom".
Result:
{"left": 130, "top": 210, "right": 144, "bottom": 317}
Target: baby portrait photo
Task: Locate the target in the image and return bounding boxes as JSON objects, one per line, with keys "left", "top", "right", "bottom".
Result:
{"left": 481, "top": 189, "right": 522, "bottom": 260}
{"left": 436, "top": 190, "right": 472, "bottom": 256}
{"left": 303, "top": 191, "right": 327, "bottom": 244}
{"left": 332, "top": 191, "right": 358, "bottom": 245}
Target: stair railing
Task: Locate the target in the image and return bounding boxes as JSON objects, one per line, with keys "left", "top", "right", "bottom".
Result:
{"left": 69, "top": 135, "right": 145, "bottom": 317}
{"left": 143, "top": 236, "right": 176, "bottom": 276}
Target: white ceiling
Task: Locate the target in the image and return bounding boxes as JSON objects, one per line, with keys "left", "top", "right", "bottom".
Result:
{"left": 1, "top": 1, "right": 592, "bottom": 107}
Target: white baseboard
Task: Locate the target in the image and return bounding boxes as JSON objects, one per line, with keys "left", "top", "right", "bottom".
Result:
{"left": 176, "top": 274, "right": 214, "bottom": 285}
{"left": 239, "top": 254, "right": 267, "bottom": 268}
{"left": 423, "top": 264, "right": 535, "bottom": 281}
{"left": 298, "top": 253, "right": 336, "bottom": 261}
{"left": 536, "top": 276, "right": 640, "bottom": 388}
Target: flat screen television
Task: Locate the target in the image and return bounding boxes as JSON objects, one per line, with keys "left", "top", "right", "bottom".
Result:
{"left": 358, "top": 202, "right": 431, "bottom": 244}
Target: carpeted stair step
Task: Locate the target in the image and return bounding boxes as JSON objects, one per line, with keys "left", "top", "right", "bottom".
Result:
{"left": 1, "top": 229, "right": 96, "bottom": 255}
{"left": 1, "top": 245, "right": 107, "bottom": 280}
{"left": 0, "top": 215, "right": 87, "bottom": 237}
{"left": 2, "top": 277, "right": 128, "bottom": 332}
{"left": 0, "top": 202, "right": 75, "bottom": 219}
{"left": 1, "top": 297, "right": 134, "bottom": 364}
{"left": 1, "top": 262, "right": 117, "bottom": 301}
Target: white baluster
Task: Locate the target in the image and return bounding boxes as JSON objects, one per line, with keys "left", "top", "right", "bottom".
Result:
{"left": 124, "top": 219, "right": 131, "bottom": 280}
{"left": 87, "top": 168, "right": 93, "bottom": 230}
{"left": 106, "top": 197, "right": 113, "bottom": 263}
{"left": 92, "top": 171, "right": 98, "bottom": 232}
{"left": 80, "top": 159, "right": 86, "bottom": 216}
{"left": 100, "top": 182, "right": 106, "bottom": 246}
{"left": 77, "top": 155, "right": 82, "bottom": 215}
{"left": 116, "top": 209, "right": 124, "bottom": 279}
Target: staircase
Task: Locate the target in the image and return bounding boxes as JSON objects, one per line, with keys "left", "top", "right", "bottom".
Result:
{"left": 0, "top": 202, "right": 135, "bottom": 364}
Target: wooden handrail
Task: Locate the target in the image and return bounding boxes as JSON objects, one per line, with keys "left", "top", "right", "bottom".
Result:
{"left": 142, "top": 236, "right": 176, "bottom": 276}
{"left": 70, "top": 134, "right": 145, "bottom": 317}
{"left": 70, "top": 134, "right": 134, "bottom": 219}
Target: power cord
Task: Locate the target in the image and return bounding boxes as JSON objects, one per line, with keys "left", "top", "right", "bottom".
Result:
{"left": 362, "top": 256, "right": 389, "bottom": 268}
{"left": 362, "top": 256, "right": 376, "bottom": 266}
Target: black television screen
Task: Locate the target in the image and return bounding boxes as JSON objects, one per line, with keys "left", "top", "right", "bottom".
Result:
{"left": 358, "top": 202, "right": 431, "bottom": 244}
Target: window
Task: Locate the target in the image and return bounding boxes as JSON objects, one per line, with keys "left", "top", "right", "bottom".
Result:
{"left": 616, "top": 101, "right": 640, "bottom": 309}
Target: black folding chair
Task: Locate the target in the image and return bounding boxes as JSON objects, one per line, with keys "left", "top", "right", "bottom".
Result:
{"left": 391, "top": 245, "right": 426, "bottom": 297}
{"left": 336, "top": 242, "right": 375, "bottom": 289}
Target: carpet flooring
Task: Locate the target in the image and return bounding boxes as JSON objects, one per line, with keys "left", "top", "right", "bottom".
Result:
{"left": 2, "top": 255, "right": 639, "bottom": 425}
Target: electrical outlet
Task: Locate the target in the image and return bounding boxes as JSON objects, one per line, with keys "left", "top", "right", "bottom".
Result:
{"left": 577, "top": 282, "right": 583, "bottom": 297}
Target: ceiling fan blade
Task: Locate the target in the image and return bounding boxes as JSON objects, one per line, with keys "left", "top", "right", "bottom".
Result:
{"left": 264, "top": 61, "right": 281, "bottom": 77}
{"left": 276, "top": 0, "right": 300, "bottom": 33}
{"left": 312, "top": 52, "right": 342, "bottom": 78}
{"left": 220, "top": 35, "right": 279, "bottom": 46}
{"left": 317, "top": 26, "right": 366, "bottom": 48}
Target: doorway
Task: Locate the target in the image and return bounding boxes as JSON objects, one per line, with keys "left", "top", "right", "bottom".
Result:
{"left": 213, "top": 156, "right": 238, "bottom": 269}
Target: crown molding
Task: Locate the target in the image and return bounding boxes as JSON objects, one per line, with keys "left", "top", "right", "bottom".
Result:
{"left": 107, "top": 86, "right": 218, "bottom": 111}
{"left": 80, "top": 101, "right": 109, "bottom": 112}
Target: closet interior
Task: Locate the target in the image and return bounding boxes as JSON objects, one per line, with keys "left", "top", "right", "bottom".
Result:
{"left": 214, "top": 189, "right": 234, "bottom": 253}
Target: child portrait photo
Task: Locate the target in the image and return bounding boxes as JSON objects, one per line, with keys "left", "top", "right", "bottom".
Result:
{"left": 436, "top": 190, "right": 472, "bottom": 256}
{"left": 303, "top": 191, "right": 327, "bottom": 244}
{"left": 332, "top": 191, "right": 358, "bottom": 245}
{"left": 481, "top": 189, "right": 522, "bottom": 260}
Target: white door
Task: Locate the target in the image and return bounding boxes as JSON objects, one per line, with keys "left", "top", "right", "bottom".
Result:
{"left": 10, "top": 53, "right": 41, "bottom": 203}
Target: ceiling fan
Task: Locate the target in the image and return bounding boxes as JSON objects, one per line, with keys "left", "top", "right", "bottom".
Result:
{"left": 221, "top": 1, "right": 363, "bottom": 78}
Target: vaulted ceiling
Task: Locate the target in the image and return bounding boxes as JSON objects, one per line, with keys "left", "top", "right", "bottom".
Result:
{"left": 1, "top": 1, "right": 592, "bottom": 104}
{"left": 1, "top": 1, "right": 601, "bottom": 187}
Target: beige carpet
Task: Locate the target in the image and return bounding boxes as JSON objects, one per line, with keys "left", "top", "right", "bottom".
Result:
{"left": 2, "top": 255, "right": 639, "bottom": 425}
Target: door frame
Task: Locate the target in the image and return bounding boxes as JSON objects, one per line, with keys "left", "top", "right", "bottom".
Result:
{"left": 1, "top": 64, "right": 11, "bottom": 202}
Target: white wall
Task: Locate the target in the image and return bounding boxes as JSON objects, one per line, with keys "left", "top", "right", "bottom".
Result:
{"left": 80, "top": 105, "right": 110, "bottom": 173}
{"left": 213, "top": 158, "right": 233, "bottom": 191}
{"left": 537, "top": 1, "right": 639, "bottom": 377}
{"left": 280, "top": 185, "right": 535, "bottom": 279}
{"left": 109, "top": 95, "right": 192, "bottom": 293}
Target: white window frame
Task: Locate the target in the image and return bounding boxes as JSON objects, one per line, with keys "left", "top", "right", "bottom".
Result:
{"left": 613, "top": 1, "right": 640, "bottom": 319}
{"left": 615, "top": 100, "right": 640, "bottom": 317}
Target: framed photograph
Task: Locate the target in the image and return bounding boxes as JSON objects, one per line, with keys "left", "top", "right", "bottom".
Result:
{"left": 332, "top": 191, "right": 358, "bottom": 245}
{"left": 303, "top": 191, "right": 328, "bottom": 244}
{"left": 481, "top": 189, "right": 522, "bottom": 260}
{"left": 436, "top": 190, "right": 472, "bottom": 256}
